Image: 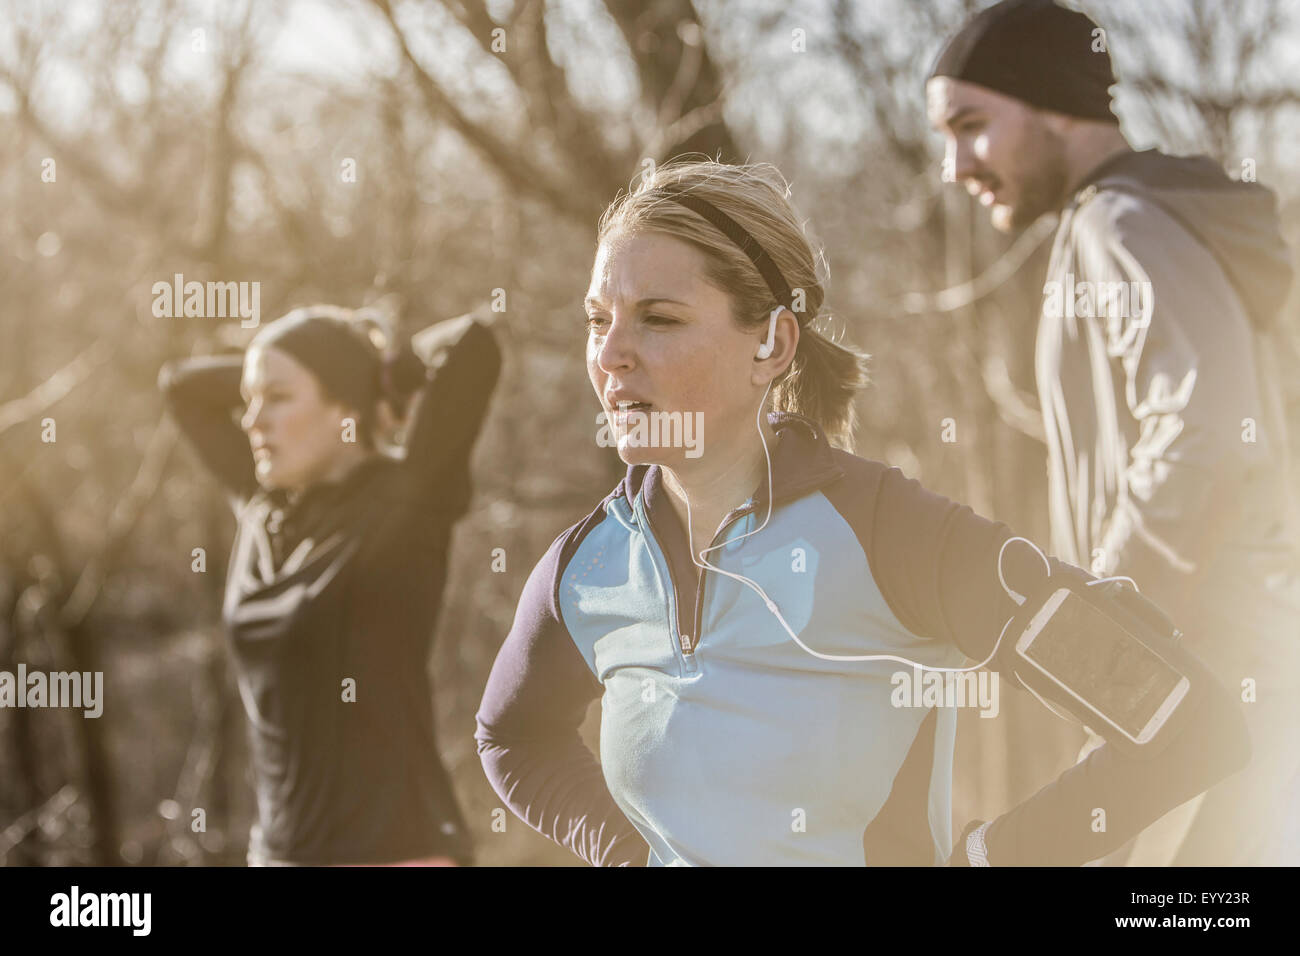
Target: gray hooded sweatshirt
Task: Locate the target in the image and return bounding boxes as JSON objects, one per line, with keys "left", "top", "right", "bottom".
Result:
{"left": 1036, "top": 148, "right": 1298, "bottom": 670}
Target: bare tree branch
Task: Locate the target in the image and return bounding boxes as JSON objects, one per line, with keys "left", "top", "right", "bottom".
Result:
{"left": 603, "top": 0, "right": 736, "bottom": 161}
{"left": 369, "top": 0, "right": 598, "bottom": 225}
{"left": 0, "top": 785, "right": 80, "bottom": 861}
{"left": 60, "top": 416, "right": 179, "bottom": 630}
{"left": 655, "top": 21, "right": 704, "bottom": 132}
{"left": 0, "top": 339, "right": 112, "bottom": 438}
{"left": 895, "top": 216, "right": 1057, "bottom": 315}
{"left": 1125, "top": 75, "right": 1300, "bottom": 116}
{"left": 643, "top": 88, "right": 730, "bottom": 161}
{"left": 982, "top": 354, "right": 1045, "bottom": 443}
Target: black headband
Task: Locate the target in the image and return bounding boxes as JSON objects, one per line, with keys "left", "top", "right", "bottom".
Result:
{"left": 659, "top": 190, "right": 800, "bottom": 317}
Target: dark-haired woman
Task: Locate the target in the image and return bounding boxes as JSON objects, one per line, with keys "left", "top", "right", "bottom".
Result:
{"left": 160, "top": 306, "right": 500, "bottom": 865}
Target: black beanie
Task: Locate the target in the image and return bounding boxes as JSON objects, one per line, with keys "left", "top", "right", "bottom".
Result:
{"left": 251, "top": 309, "right": 382, "bottom": 418}
{"left": 930, "top": 0, "right": 1118, "bottom": 124}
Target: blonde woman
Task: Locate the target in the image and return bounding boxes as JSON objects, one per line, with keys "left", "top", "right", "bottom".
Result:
{"left": 475, "top": 160, "right": 1248, "bottom": 866}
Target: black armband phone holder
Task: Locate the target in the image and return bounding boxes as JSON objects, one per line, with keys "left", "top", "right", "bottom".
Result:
{"left": 1000, "top": 576, "right": 1206, "bottom": 759}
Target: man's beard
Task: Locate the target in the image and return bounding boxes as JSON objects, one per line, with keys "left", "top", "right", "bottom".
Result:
{"left": 999, "top": 147, "right": 1067, "bottom": 231}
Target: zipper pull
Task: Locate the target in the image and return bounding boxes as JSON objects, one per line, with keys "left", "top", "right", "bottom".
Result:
{"left": 680, "top": 632, "right": 693, "bottom": 656}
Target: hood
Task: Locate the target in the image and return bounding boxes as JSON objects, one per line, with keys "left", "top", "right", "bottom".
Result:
{"left": 1078, "top": 148, "right": 1295, "bottom": 331}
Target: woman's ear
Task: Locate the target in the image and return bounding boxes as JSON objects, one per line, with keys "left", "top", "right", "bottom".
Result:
{"left": 326, "top": 397, "right": 368, "bottom": 448}
{"left": 752, "top": 307, "right": 800, "bottom": 385}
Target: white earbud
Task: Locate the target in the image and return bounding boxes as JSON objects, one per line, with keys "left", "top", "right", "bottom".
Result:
{"left": 755, "top": 307, "right": 781, "bottom": 359}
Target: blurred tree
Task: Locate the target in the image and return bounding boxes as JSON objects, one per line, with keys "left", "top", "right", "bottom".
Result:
{"left": 369, "top": 0, "right": 737, "bottom": 225}
{"left": 0, "top": 0, "right": 1296, "bottom": 868}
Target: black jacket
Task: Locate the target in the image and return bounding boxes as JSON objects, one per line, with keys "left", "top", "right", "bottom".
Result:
{"left": 160, "top": 318, "right": 501, "bottom": 864}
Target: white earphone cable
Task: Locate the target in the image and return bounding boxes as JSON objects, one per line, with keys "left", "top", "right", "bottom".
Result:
{"left": 673, "top": 366, "right": 1137, "bottom": 680}
{"left": 679, "top": 388, "right": 1015, "bottom": 672}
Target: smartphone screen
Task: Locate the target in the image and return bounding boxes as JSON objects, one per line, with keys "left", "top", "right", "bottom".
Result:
{"left": 1023, "top": 591, "right": 1184, "bottom": 738}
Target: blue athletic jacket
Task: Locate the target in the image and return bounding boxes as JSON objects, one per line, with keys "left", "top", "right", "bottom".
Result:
{"left": 475, "top": 413, "right": 1249, "bottom": 866}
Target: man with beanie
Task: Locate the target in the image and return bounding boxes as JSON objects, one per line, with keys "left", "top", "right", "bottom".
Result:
{"left": 927, "top": 0, "right": 1300, "bottom": 866}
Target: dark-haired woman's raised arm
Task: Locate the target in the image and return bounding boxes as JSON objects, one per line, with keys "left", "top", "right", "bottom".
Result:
{"left": 157, "top": 353, "right": 257, "bottom": 501}
{"left": 402, "top": 316, "right": 502, "bottom": 500}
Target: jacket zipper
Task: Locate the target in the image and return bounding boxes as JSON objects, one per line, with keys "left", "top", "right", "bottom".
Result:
{"left": 642, "top": 498, "right": 757, "bottom": 663}
{"left": 639, "top": 504, "right": 688, "bottom": 660}
{"left": 684, "top": 502, "right": 758, "bottom": 658}
{"left": 639, "top": 420, "right": 835, "bottom": 662}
